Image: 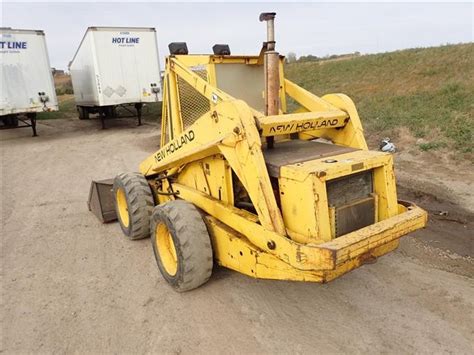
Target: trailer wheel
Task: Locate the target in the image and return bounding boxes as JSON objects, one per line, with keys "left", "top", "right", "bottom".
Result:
{"left": 7, "top": 115, "right": 19, "bottom": 127}
{"left": 110, "top": 106, "right": 117, "bottom": 118}
{"left": 77, "top": 106, "right": 89, "bottom": 120}
{"left": 10, "top": 116, "right": 19, "bottom": 127}
{"left": 151, "top": 200, "right": 213, "bottom": 292}
{"left": 2, "top": 115, "right": 18, "bottom": 127}
{"left": 113, "top": 172, "right": 154, "bottom": 240}
{"left": 105, "top": 106, "right": 116, "bottom": 118}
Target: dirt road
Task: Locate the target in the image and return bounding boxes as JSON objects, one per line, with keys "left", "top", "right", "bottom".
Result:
{"left": 1, "top": 118, "right": 473, "bottom": 354}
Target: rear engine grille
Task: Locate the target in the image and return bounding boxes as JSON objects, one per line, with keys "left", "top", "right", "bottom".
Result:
{"left": 326, "top": 170, "right": 375, "bottom": 237}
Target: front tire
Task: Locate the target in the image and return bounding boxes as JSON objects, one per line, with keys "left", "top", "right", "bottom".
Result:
{"left": 151, "top": 200, "right": 213, "bottom": 292}
{"left": 113, "top": 172, "right": 154, "bottom": 240}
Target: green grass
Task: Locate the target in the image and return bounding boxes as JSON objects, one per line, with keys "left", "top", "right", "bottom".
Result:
{"left": 37, "top": 96, "right": 76, "bottom": 120}
{"left": 418, "top": 141, "right": 447, "bottom": 151}
{"left": 142, "top": 102, "right": 162, "bottom": 121}
{"left": 37, "top": 95, "right": 162, "bottom": 122}
{"left": 285, "top": 44, "right": 474, "bottom": 153}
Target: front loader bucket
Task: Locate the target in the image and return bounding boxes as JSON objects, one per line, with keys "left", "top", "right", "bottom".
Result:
{"left": 87, "top": 179, "right": 117, "bottom": 223}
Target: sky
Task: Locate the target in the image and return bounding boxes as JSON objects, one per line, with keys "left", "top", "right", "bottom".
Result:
{"left": 1, "top": 2, "right": 473, "bottom": 70}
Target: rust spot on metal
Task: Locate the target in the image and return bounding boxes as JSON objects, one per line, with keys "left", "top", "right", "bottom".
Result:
{"left": 351, "top": 162, "right": 364, "bottom": 171}
{"left": 295, "top": 245, "right": 308, "bottom": 264}
{"left": 359, "top": 251, "right": 377, "bottom": 265}
{"left": 211, "top": 111, "right": 219, "bottom": 122}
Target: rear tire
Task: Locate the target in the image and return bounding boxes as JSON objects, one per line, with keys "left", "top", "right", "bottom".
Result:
{"left": 9, "top": 116, "right": 19, "bottom": 127}
{"left": 3, "top": 115, "right": 18, "bottom": 127}
{"left": 113, "top": 172, "right": 154, "bottom": 240}
{"left": 151, "top": 200, "right": 213, "bottom": 292}
{"left": 77, "top": 106, "right": 89, "bottom": 120}
{"left": 106, "top": 106, "right": 116, "bottom": 118}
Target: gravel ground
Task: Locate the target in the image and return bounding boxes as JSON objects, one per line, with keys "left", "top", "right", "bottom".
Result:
{"left": 1, "top": 118, "right": 473, "bottom": 354}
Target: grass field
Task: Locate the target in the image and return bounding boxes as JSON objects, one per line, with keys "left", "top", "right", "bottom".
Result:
{"left": 37, "top": 94, "right": 162, "bottom": 122}
{"left": 285, "top": 43, "right": 474, "bottom": 154}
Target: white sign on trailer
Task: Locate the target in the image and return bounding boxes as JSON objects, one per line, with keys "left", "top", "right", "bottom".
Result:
{"left": 69, "top": 27, "right": 162, "bottom": 107}
{"left": 0, "top": 28, "right": 58, "bottom": 116}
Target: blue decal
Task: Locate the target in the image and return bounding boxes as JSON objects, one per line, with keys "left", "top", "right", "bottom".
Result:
{"left": 0, "top": 41, "right": 27, "bottom": 49}
{"left": 111, "top": 37, "right": 140, "bottom": 44}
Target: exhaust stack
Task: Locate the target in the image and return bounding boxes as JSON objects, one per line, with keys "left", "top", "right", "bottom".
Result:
{"left": 260, "top": 12, "right": 279, "bottom": 148}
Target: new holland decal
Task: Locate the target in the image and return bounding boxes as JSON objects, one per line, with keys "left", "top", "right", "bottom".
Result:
{"left": 269, "top": 118, "right": 340, "bottom": 133}
{"left": 154, "top": 130, "right": 195, "bottom": 162}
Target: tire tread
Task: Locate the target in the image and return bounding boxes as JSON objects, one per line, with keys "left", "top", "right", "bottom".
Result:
{"left": 113, "top": 172, "right": 154, "bottom": 240}
{"left": 151, "top": 200, "right": 213, "bottom": 292}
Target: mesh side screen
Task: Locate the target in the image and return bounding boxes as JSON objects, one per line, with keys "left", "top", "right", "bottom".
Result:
{"left": 177, "top": 69, "right": 210, "bottom": 129}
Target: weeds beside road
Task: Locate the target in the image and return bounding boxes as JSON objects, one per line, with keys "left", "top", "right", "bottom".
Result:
{"left": 286, "top": 43, "right": 474, "bottom": 155}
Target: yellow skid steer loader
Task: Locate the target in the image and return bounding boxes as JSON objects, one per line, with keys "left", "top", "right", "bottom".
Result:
{"left": 111, "top": 13, "right": 427, "bottom": 291}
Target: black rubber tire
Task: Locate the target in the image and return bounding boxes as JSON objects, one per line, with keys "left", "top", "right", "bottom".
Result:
{"left": 111, "top": 106, "right": 117, "bottom": 118}
{"left": 9, "top": 116, "right": 19, "bottom": 127}
{"left": 77, "top": 106, "right": 89, "bottom": 120}
{"left": 11, "top": 116, "right": 19, "bottom": 127}
{"left": 151, "top": 200, "right": 213, "bottom": 292}
{"left": 113, "top": 172, "right": 154, "bottom": 240}
{"left": 106, "top": 106, "right": 116, "bottom": 118}
{"left": 2, "top": 115, "right": 18, "bottom": 127}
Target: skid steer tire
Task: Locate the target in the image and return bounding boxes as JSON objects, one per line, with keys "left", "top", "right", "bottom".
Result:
{"left": 113, "top": 172, "right": 154, "bottom": 240}
{"left": 150, "top": 200, "right": 213, "bottom": 292}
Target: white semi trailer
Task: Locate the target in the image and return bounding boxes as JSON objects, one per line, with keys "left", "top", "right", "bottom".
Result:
{"left": 69, "top": 27, "right": 161, "bottom": 128}
{"left": 0, "top": 28, "right": 58, "bottom": 136}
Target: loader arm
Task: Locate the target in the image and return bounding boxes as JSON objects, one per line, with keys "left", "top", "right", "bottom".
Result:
{"left": 283, "top": 79, "right": 369, "bottom": 150}
{"left": 140, "top": 98, "right": 287, "bottom": 235}
{"left": 141, "top": 56, "right": 372, "bottom": 236}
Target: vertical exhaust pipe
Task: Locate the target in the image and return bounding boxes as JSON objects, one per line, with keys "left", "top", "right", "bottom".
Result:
{"left": 260, "top": 12, "right": 279, "bottom": 148}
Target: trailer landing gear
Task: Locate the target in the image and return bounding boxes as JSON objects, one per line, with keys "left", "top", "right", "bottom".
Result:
{"left": 77, "top": 104, "right": 145, "bottom": 129}
{"left": 28, "top": 113, "right": 38, "bottom": 137}
{"left": 135, "top": 103, "right": 143, "bottom": 126}
{"left": 0, "top": 113, "right": 37, "bottom": 136}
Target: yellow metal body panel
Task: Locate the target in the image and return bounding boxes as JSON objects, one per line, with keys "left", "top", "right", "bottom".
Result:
{"left": 138, "top": 54, "right": 427, "bottom": 283}
{"left": 176, "top": 155, "right": 234, "bottom": 205}
{"left": 207, "top": 213, "right": 401, "bottom": 282}
{"left": 277, "top": 150, "right": 399, "bottom": 243}
{"left": 174, "top": 182, "right": 427, "bottom": 272}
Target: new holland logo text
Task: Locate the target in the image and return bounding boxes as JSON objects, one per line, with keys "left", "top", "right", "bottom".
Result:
{"left": 269, "top": 118, "right": 339, "bottom": 133}
{"left": 154, "top": 130, "right": 195, "bottom": 162}
{"left": 0, "top": 41, "right": 27, "bottom": 49}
